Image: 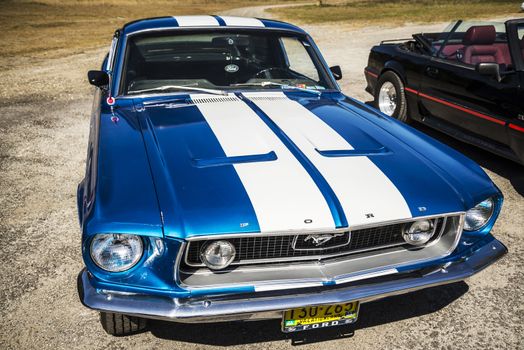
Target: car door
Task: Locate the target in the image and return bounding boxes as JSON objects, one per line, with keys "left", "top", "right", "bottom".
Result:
{"left": 505, "top": 19, "right": 524, "bottom": 162}
{"left": 418, "top": 22, "right": 519, "bottom": 147}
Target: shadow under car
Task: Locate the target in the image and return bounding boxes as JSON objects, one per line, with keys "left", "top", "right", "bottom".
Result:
{"left": 146, "top": 281, "right": 469, "bottom": 346}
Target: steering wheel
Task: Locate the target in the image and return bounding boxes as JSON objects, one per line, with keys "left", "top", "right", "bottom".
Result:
{"left": 253, "top": 67, "right": 291, "bottom": 79}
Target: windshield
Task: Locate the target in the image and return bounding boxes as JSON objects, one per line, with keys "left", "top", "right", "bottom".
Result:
{"left": 443, "top": 20, "right": 506, "bottom": 34}
{"left": 120, "top": 30, "right": 334, "bottom": 95}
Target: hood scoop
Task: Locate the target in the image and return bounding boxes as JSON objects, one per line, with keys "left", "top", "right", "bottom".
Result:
{"left": 316, "top": 146, "right": 391, "bottom": 157}
{"left": 192, "top": 151, "right": 277, "bottom": 168}
{"left": 302, "top": 121, "right": 390, "bottom": 158}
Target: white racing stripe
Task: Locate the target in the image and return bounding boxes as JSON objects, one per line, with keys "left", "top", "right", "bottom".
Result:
{"left": 174, "top": 15, "right": 219, "bottom": 27}
{"left": 219, "top": 16, "right": 265, "bottom": 27}
{"left": 190, "top": 94, "right": 335, "bottom": 232}
{"left": 243, "top": 92, "right": 412, "bottom": 227}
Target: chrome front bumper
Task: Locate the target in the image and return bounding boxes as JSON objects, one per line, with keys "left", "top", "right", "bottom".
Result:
{"left": 78, "top": 238, "right": 506, "bottom": 323}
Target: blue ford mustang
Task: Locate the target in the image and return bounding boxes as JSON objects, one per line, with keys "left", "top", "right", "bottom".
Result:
{"left": 78, "top": 15, "right": 507, "bottom": 336}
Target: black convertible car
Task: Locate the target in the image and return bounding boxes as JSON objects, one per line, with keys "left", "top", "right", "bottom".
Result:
{"left": 365, "top": 19, "right": 524, "bottom": 165}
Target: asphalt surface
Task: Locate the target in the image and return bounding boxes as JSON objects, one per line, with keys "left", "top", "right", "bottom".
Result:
{"left": 0, "top": 14, "right": 522, "bottom": 350}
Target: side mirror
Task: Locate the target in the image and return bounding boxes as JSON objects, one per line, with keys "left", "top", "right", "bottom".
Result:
{"left": 87, "top": 70, "right": 109, "bottom": 87}
{"left": 476, "top": 63, "right": 501, "bottom": 82}
{"left": 329, "top": 65, "right": 343, "bottom": 80}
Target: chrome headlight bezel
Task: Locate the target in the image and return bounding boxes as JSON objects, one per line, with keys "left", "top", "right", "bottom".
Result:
{"left": 464, "top": 198, "right": 495, "bottom": 232}
{"left": 90, "top": 234, "right": 144, "bottom": 272}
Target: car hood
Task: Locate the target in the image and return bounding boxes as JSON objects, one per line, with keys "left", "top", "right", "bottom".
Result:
{"left": 133, "top": 91, "right": 497, "bottom": 239}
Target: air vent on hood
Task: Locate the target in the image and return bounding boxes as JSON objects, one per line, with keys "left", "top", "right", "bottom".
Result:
{"left": 189, "top": 96, "right": 240, "bottom": 104}
{"left": 246, "top": 96, "right": 289, "bottom": 101}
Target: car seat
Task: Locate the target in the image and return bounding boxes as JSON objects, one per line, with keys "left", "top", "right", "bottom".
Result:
{"left": 462, "top": 25, "right": 504, "bottom": 65}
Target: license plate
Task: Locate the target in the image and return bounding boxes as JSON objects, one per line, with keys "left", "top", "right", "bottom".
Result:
{"left": 281, "top": 301, "right": 359, "bottom": 333}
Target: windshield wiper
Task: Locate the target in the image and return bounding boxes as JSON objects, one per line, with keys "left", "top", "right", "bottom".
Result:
{"left": 128, "top": 85, "right": 228, "bottom": 96}
{"left": 233, "top": 81, "right": 322, "bottom": 96}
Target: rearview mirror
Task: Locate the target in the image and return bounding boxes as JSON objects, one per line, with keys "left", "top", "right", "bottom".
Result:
{"left": 476, "top": 63, "right": 501, "bottom": 82}
{"left": 87, "top": 70, "right": 109, "bottom": 87}
{"left": 329, "top": 65, "right": 343, "bottom": 80}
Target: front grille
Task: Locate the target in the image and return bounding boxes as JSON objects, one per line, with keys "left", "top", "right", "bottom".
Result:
{"left": 184, "top": 218, "right": 445, "bottom": 267}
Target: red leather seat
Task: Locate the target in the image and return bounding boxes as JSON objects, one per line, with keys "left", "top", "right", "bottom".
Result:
{"left": 494, "top": 43, "right": 512, "bottom": 67}
{"left": 462, "top": 25, "right": 504, "bottom": 65}
{"left": 438, "top": 43, "right": 465, "bottom": 60}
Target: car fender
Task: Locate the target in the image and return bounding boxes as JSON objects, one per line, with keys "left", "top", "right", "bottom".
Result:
{"left": 382, "top": 60, "right": 407, "bottom": 85}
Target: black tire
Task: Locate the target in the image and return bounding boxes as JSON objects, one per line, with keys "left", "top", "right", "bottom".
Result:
{"left": 374, "top": 71, "right": 409, "bottom": 123}
{"left": 99, "top": 312, "right": 147, "bottom": 336}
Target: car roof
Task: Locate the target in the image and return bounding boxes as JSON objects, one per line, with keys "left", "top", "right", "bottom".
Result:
{"left": 120, "top": 15, "right": 307, "bottom": 36}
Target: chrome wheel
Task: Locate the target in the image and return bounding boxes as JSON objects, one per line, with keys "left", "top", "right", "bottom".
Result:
{"left": 378, "top": 81, "right": 397, "bottom": 116}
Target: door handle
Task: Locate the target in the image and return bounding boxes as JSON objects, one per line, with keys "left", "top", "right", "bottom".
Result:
{"left": 426, "top": 66, "right": 439, "bottom": 77}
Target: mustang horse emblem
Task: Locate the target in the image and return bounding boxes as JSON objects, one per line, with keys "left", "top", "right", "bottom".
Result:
{"left": 304, "top": 233, "right": 344, "bottom": 247}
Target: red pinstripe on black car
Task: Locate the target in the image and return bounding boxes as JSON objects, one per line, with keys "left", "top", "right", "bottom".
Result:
{"left": 365, "top": 19, "right": 524, "bottom": 164}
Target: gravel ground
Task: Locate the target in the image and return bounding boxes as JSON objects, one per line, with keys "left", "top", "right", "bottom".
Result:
{"left": 0, "top": 11, "right": 523, "bottom": 350}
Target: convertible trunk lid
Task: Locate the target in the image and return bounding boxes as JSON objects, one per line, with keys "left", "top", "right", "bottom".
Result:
{"left": 136, "top": 92, "right": 493, "bottom": 239}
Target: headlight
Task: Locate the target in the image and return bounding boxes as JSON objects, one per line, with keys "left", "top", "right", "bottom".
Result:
{"left": 403, "top": 219, "right": 435, "bottom": 246}
{"left": 464, "top": 198, "right": 494, "bottom": 231}
{"left": 200, "top": 240, "right": 236, "bottom": 270}
{"left": 90, "top": 234, "right": 143, "bottom": 272}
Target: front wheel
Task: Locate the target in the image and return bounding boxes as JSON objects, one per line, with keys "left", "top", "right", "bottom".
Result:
{"left": 99, "top": 312, "right": 148, "bottom": 336}
{"left": 374, "top": 71, "right": 409, "bottom": 123}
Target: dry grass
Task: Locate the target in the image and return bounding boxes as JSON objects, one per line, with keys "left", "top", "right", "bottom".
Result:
{"left": 271, "top": 0, "right": 521, "bottom": 25}
{"left": 1, "top": 0, "right": 521, "bottom": 69}
{"left": 0, "top": 0, "right": 297, "bottom": 66}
